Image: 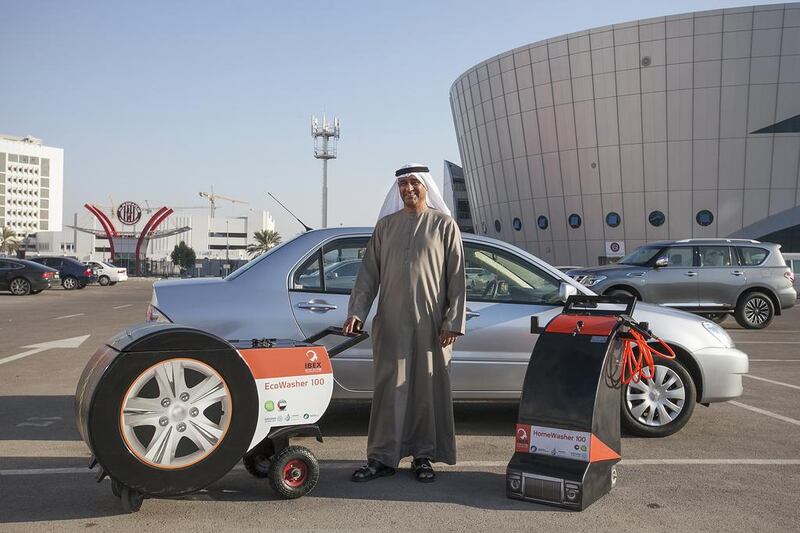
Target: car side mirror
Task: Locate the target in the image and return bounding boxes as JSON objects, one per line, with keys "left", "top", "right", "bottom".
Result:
{"left": 558, "top": 282, "right": 578, "bottom": 302}
{"left": 655, "top": 257, "right": 669, "bottom": 268}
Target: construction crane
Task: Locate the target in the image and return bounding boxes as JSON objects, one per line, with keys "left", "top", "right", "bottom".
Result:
{"left": 198, "top": 188, "right": 249, "bottom": 218}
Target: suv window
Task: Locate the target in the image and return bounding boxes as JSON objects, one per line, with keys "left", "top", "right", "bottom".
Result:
{"left": 663, "top": 246, "right": 694, "bottom": 267}
{"left": 738, "top": 247, "right": 768, "bottom": 266}
{"left": 464, "top": 243, "right": 560, "bottom": 304}
{"left": 698, "top": 246, "right": 732, "bottom": 267}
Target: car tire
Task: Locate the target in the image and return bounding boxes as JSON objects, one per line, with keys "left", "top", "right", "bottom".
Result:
{"left": 99, "top": 275, "right": 110, "bottom": 286}
{"left": 621, "top": 356, "right": 696, "bottom": 438}
{"left": 701, "top": 312, "right": 728, "bottom": 324}
{"left": 605, "top": 288, "right": 638, "bottom": 300}
{"left": 85, "top": 350, "right": 258, "bottom": 496}
{"left": 734, "top": 292, "right": 774, "bottom": 330}
{"left": 62, "top": 276, "right": 78, "bottom": 290}
{"left": 9, "top": 277, "right": 31, "bottom": 296}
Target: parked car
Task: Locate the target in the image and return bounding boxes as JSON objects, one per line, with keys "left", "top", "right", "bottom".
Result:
{"left": 84, "top": 260, "right": 128, "bottom": 286}
{"left": 0, "top": 257, "right": 59, "bottom": 295}
{"left": 29, "top": 256, "right": 98, "bottom": 290}
{"left": 298, "top": 259, "right": 361, "bottom": 291}
{"left": 147, "top": 228, "right": 749, "bottom": 438}
{"left": 567, "top": 239, "right": 796, "bottom": 330}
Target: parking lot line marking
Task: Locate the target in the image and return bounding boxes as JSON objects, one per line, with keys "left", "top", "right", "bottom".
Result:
{"left": 53, "top": 313, "right": 85, "bottom": 320}
{"left": 735, "top": 341, "right": 800, "bottom": 344}
{"left": 744, "top": 374, "right": 800, "bottom": 390}
{"left": 729, "top": 401, "right": 800, "bottom": 427}
{"left": 4, "top": 459, "right": 800, "bottom": 476}
{"left": 750, "top": 359, "right": 800, "bottom": 362}
{"left": 113, "top": 304, "right": 132, "bottom": 309}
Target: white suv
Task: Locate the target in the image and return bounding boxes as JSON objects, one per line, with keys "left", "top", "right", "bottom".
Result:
{"left": 84, "top": 261, "right": 128, "bottom": 286}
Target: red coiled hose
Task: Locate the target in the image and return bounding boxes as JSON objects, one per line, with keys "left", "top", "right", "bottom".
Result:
{"left": 621, "top": 329, "right": 676, "bottom": 385}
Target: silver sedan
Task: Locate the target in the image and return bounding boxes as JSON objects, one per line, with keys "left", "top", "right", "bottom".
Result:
{"left": 147, "top": 227, "right": 749, "bottom": 438}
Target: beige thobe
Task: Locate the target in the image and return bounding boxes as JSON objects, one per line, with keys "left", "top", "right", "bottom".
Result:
{"left": 348, "top": 207, "right": 466, "bottom": 467}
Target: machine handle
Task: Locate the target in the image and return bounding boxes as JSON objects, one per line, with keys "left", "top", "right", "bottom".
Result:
{"left": 563, "top": 294, "right": 637, "bottom": 316}
{"left": 302, "top": 326, "right": 370, "bottom": 358}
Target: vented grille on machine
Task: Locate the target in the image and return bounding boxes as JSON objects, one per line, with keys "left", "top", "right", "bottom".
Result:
{"left": 523, "top": 475, "right": 562, "bottom": 503}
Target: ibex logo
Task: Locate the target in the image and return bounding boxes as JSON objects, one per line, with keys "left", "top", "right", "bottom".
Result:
{"left": 304, "top": 349, "right": 322, "bottom": 372}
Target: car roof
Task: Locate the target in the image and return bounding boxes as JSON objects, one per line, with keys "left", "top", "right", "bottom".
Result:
{"left": 2, "top": 257, "right": 53, "bottom": 269}
{"left": 646, "top": 238, "right": 769, "bottom": 247}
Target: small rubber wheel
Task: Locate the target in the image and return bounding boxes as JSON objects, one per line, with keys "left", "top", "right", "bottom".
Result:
{"left": 111, "top": 479, "right": 123, "bottom": 498}
{"left": 243, "top": 452, "right": 271, "bottom": 478}
{"left": 120, "top": 485, "right": 144, "bottom": 513}
{"left": 268, "top": 446, "right": 319, "bottom": 499}
{"left": 610, "top": 466, "right": 618, "bottom": 488}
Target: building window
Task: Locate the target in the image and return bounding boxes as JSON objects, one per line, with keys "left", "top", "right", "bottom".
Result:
{"left": 568, "top": 213, "right": 582, "bottom": 229}
{"left": 537, "top": 215, "right": 549, "bottom": 230}
{"left": 696, "top": 210, "right": 714, "bottom": 227}
{"left": 456, "top": 200, "right": 471, "bottom": 220}
{"left": 606, "top": 212, "right": 621, "bottom": 227}
{"left": 649, "top": 210, "right": 665, "bottom": 227}
{"left": 494, "top": 219, "right": 501, "bottom": 232}
{"left": 512, "top": 217, "right": 522, "bottom": 231}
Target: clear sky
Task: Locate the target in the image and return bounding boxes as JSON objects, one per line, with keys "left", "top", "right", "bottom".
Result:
{"left": 1, "top": 0, "right": 785, "bottom": 236}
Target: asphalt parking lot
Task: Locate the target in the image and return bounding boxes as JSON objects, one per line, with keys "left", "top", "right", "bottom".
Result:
{"left": 1, "top": 279, "right": 799, "bottom": 531}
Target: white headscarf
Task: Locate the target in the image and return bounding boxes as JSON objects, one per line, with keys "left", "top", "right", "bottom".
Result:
{"left": 376, "top": 163, "right": 452, "bottom": 220}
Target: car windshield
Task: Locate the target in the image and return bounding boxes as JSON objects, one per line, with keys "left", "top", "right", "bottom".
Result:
{"left": 619, "top": 246, "right": 662, "bottom": 266}
{"left": 225, "top": 238, "right": 294, "bottom": 280}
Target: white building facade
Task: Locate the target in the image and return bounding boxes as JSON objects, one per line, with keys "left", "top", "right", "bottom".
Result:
{"left": 0, "top": 134, "right": 63, "bottom": 237}
{"left": 450, "top": 3, "right": 800, "bottom": 266}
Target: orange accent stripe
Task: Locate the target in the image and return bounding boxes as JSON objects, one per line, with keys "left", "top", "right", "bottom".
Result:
{"left": 240, "top": 347, "right": 332, "bottom": 379}
{"left": 589, "top": 434, "right": 621, "bottom": 462}
{"left": 545, "top": 315, "right": 619, "bottom": 336}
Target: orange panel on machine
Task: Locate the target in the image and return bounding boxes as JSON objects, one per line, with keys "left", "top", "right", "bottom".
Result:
{"left": 239, "top": 346, "right": 332, "bottom": 379}
{"left": 545, "top": 315, "right": 619, "bottom": 336}
{"left": 589, "top": 434, "right": 621, "bottom": 462}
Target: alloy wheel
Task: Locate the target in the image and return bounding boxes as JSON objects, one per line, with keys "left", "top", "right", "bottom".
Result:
{"left": 744, "top": 297, "right": 770, "bottom": 326}
{"left": 625, "top": 365, "right": 686, "bottom": 427}
{"left": 10, "top": 278, "right": 30, "bottom": 295}
{"left": 63, "top": 277, "right": 77, "bottom": 290}
{"left": 120, "top": 358, "right": 232, "bottom": 469}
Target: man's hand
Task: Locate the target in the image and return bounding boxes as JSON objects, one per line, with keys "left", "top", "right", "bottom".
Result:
{"left": 439, "top": 330, "right": 459, "bottom": 348}
{"left": 343, "top": 316, "right": 362, "bottom": 335}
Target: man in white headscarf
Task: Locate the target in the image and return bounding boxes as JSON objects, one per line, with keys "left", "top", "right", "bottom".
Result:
{"left": 343, "top": 163, "right": 466, "bottom": 483}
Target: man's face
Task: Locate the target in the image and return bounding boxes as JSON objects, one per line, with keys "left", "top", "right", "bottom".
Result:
{"left": 398, "top": 176, "right": 427, "bottom": 209}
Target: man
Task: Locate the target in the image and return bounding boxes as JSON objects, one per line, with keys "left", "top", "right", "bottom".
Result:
{"left": 343, "top": 163, "right": 466, "bottom": 483}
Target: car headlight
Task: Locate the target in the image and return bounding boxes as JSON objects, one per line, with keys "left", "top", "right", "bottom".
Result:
{"left": 579, "top": 275, "right": 607, "bottom": 287}
{"left": 702, "top": 321, "right": 733, "bottom": 348}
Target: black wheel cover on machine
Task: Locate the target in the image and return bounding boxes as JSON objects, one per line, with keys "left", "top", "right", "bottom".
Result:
{"left": 79, "top": 326, "right": 258, "bottom": 496}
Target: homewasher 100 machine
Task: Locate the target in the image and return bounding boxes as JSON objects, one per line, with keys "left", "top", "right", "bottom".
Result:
{"left": 506, "top": 294, "right": 674, "bottom": 510}
{"left": 75, "top": 323, "right": 367, "bottom": 512}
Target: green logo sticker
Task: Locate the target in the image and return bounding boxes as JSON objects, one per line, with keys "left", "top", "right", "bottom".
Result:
{"left": 264, "top": 400, "right": 275, "bottom": 412}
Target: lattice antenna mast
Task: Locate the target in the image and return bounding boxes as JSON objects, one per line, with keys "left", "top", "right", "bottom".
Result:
{"left": 311, "top": 114, "right": 340, "bottom": 228}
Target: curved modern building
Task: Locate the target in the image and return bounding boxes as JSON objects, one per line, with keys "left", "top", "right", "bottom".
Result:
{"left": 450, "top": 3, "right": 800, "bottom": 266}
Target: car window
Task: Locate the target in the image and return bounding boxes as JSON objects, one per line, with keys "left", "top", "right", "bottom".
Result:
{"left": 738, "top": 247, "right": 768, "bottom": 266}
{"left": 464, "top": 243, "right": 560, "bottom": 304}
{"left": 619, "top": 246, "right": 662, "bottom": 266}
{"left": 663, "top": 247, "right": 694, "bottom": 267}
{"left": 293, "top": 251, "right": 323, "bottom": 291}
{"left": 792, "top": 260, "right": 800, "bottom": 274}
{"left": 321, "top": 238, "right": 368, "bottom": 293}
{"left": 698, "top": 246, "right": 732, "bottom": 267}
{"left": 0, "top": 260, "right": 13, "bottom": 269}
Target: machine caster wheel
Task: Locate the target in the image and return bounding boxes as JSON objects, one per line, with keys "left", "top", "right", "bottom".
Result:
{"left": 120, "top": 486, "right": 144, "bottom": 513}
{"left": 611, "top": 466, "right": 618, "bottom": 488}
{"left": 268, "top": 446, "right": 319, "bottom": 499}
{"left": 243, "top": 452, "right": 271, "bottom": 478}
{"left": 111, "top": 479, "right": 123, "bottom": 498}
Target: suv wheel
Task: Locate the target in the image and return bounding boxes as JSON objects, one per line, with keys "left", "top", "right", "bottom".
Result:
{"left": 734, "top": 292, "right": 774, "bottom": 329}
{"left": 606, "top": 288, "right": 638, "bottom": 300}
{"left": 621, "top": 357, "right": 696, "bottom": 437}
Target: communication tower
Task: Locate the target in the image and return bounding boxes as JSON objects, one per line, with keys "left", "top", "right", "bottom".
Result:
{"left": 311, "top": 114, "right": 340, "bottom": 228}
